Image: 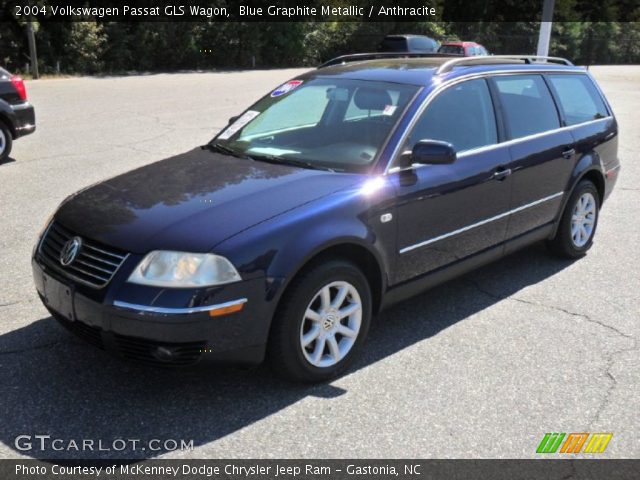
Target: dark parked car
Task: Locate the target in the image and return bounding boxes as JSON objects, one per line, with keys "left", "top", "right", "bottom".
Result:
{"left": 438, "top": 41, "right": 489, "bottom": 56}
{"left": 379, "top": 34, "right": 440, "bottom": 53}
{"left": 0, "top": 67, "right": 36, "bottom": 161}
{"left": 33, "top": 55, "right": 619, "bottom": 382}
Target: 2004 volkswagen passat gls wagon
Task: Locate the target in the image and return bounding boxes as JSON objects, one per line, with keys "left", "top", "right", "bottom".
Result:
{"left": 33, "top": 54, "right": 620, "bottom": 382}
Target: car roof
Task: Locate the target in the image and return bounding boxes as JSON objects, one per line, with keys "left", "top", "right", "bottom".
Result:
{"left": 441, "top": 41, "right": 478, "bottom": 47}
{"left": 384, "top": 34, "right": 434, "bottom": 39}
{"left": 310, "top": 57, "right": 585, "bottom": 87}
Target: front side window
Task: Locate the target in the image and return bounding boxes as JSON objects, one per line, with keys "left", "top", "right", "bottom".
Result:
{"left": 404, "top": 78, "right": 498, "bottom": 153}
{"left": 546, "top": 74, "right": 609, "bottom": 126}
{"left": 215, "top": 78, "right": 419, "bottom": 172}
{"left": 492, "top": 75, "right": 560, "bottom": 138}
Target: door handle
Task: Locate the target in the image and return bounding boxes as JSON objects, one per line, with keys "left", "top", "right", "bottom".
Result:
{"left": 562, "top": 148, "right": 576, "bottom": 159}
{"left": 493, "top": 168, "right": 512, "bottom": 181}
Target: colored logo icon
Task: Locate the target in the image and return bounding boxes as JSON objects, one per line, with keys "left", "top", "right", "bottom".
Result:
{"left": 536, "top": 432, "right": 613, "bottom": 454}
{"left": 271, "top": 80, "right": 303, "bottom": 97}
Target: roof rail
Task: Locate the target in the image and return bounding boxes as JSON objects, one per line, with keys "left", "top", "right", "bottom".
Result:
{"left": 435, "top": 55, "right": 574, "bottom": 75}
{"left": 318, "top": 52, "right": 461, "bottom": 69}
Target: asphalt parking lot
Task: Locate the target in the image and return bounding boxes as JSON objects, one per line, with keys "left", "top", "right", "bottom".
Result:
{"left": 0, "top": 66, "right": 638, "bottom": 459}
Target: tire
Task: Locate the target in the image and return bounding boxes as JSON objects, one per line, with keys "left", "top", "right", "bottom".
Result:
{"left": 0, "top": 122, "right": 12, "bottom": 163}
{"left": 268, "top": 258, "right": 372, "bottom": 383}
{"left": 547, "top": 180, "right": 600, "bottom": 259}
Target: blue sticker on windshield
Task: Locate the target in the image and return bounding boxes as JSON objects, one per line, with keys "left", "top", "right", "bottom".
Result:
{"left": 271, "top": 80, "right": 303, "bottom": 97}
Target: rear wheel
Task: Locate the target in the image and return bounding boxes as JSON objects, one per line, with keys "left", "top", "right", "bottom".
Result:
{"left": 268, "top": 258, "right": 372, "bottom": 382}
{"left": 0, "top": 122, "right": 12, "bottom": 162}
{"left": 547, "top": 180, "right": 600, "bottom": 258}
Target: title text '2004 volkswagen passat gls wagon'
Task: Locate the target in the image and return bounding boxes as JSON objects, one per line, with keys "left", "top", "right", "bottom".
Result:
{"left": 33, "top": 54, "right": 620, "bottom": 382}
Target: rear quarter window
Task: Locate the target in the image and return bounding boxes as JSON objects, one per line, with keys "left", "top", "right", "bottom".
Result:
{"left": 492, "top": 75, "right": 560, "bottom": 139}
{"left": 546, "top": 74, "right": 609, "bottom": 126}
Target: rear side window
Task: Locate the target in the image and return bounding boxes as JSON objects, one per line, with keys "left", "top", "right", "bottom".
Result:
{"left": 406, "top": 78, "right": 497, "bottom": 152}
{"left": 546, "top": 74, "right": 609, "bottom": 126}
{"left": 493, "top": 75, "right": 560, "bottom": 138}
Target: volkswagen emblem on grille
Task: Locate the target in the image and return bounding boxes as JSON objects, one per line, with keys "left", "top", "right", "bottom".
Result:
{"left": 59, "top": 236, "right": 82, "bottom": 266}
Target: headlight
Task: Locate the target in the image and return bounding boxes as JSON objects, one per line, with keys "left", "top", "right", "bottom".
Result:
{"left": 127, "top": 251, "right": 241, "bottom": 288}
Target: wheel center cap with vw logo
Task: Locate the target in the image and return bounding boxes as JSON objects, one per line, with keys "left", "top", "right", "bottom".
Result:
{"left": 59, "top": 236, "right": 83, "bottom": 266}
{"left": 322, "top": 310, "right": 339, "bottom": 330}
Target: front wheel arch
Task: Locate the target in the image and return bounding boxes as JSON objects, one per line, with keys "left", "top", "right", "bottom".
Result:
{"left": 274, "top": 241, "right": 385, "bottom": 318}
{"left": 267, "top": 257, "right": 373, "bottom": 382}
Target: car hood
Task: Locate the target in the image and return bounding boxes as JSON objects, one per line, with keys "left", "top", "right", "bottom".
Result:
{"left": 55, "top": 147, "right": 361, "bottom": 254}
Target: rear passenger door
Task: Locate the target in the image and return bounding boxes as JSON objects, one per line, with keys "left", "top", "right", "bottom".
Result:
{"left": 490, "top": 74, "right": 575, "bottom": 241}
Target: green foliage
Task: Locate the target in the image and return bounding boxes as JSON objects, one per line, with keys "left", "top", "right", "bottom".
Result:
{"left": 1, "top": 18, "right": 638, "bottom": 75}
{"left": 65, "top": 22, "right": 106, "bottom": 73}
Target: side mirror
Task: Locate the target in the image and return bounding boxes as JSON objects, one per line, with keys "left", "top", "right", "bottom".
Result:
{"left": 411, "top": 140, "right": 456, "bottom": 165}
{"left": 228, "top": 115, "right": 239, "bottom": 124}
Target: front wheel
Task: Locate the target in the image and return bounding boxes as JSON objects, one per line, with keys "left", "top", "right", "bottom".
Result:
{"left": 268, "top": 259, "right": 372, "bottom": 383}
{"left": 547, "top": 180, "right": 600, "bottom": 258}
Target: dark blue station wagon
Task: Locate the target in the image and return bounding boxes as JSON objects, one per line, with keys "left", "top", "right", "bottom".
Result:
{"left": 33, "top": 54, "right": 620, "bottom": 382}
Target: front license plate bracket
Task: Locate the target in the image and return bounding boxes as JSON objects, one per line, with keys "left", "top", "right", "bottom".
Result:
{"left": 43, "top": 272, "right": 75, "bottom": 322}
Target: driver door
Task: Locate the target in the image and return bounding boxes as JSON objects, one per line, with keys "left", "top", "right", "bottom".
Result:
{"left": 389, "top": 78, "right": 513, "bottom": 285}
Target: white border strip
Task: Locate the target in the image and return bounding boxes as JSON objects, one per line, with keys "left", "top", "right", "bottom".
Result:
{"left": 399, "top": 192, "right": 564, "bottom": 254}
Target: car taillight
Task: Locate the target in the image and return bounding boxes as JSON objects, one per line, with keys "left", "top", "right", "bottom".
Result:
{"left": 11, "top": 76, "right": 27, "bottom": 101}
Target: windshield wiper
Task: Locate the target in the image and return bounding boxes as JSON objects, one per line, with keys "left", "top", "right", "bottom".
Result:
{"left": 206, "top": 142, "right": 249, "bottom": 159}
{"left": 248, "top": 154, "right": 335, "bottom": 172}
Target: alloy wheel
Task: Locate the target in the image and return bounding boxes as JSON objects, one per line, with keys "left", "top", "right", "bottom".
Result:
{"left": 571, "top": 192, "right": 597, "bottom": 248}
{"left": 299, "top": 281, "right": 362, "bottom": 368}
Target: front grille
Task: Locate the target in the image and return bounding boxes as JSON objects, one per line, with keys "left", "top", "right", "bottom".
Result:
{"left": 114, "top": 334, "right": 205, "bottom": 366}
{"left": 54, "top": 314, "right": 105, "bottom": 350}
{"left": 38, "top": 222, "right": 128, "bottom": 288}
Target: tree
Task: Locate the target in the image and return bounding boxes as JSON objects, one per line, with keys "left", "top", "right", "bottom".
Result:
{"left": 66, "top": 22, "right": 106, "bottom": 73}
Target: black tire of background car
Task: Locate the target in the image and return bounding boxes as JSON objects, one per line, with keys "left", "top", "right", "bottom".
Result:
{"left": 0, "top": 121, "right": 12, "bottom": 162}
{"left": 267, "top": 258, "right": 372, "bottom": 383}
{"left": 547, "top": 180, "right": 600, "bottom": 259}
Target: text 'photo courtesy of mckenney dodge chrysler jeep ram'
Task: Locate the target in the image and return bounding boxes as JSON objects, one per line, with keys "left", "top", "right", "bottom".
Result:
{"left": 32, "top": 54, "right": 619, "bottom": 382}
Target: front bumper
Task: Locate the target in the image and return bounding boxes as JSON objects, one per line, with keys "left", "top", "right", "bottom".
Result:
{"left": 11, "top": 101, "right": 36, "bottom": 138}
{"left": 32, "top": 258, "right": 272, "bottom": 367}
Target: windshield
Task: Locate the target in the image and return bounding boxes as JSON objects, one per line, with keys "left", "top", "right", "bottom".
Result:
{"left": 213, "top": 78, "right": 419, "bottom": 173}
{"left": 438, "top": 45, "right": 465, "bottom": 55}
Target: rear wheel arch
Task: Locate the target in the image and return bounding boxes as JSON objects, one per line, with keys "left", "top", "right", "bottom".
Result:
{"left": 551, "top": 167, "right": 604, "bottom": 239}
{"left": 0, "top": 101, "right": 17, "bottom": 138}
{"left": 581, "top": 169, "right": 605, "bottom": 205}
{"left": 0, "top": 114, "right": 15, "bottom": 138}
